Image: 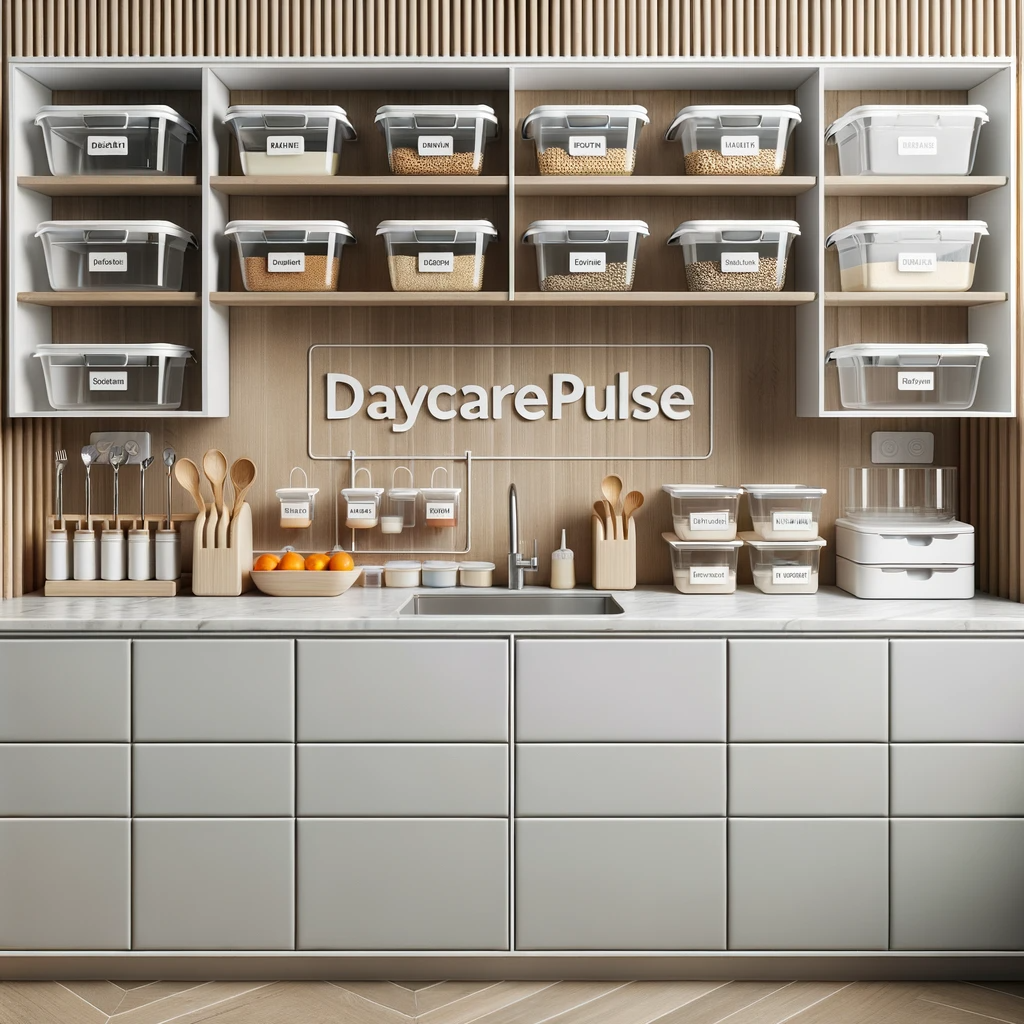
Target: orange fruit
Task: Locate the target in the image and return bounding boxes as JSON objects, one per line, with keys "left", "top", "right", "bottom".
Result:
{"left": 305, "top": 553, "right": 330, "bottom": 572}
{"left": 328, "top": 551, "right": 355, "bottom": 572}
{"left": 278, "top": 551, "right": 306, "bottom": 571}
{"left": 253, "top": 553, "right": 280, "bottom": 572}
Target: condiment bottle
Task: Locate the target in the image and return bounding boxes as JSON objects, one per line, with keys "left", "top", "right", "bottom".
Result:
{"left": 550, "top": 529, "right": 576, "bottom": 590}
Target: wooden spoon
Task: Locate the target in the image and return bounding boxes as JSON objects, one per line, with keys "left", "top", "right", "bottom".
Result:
{"left": 622, "top": 490, "right": 645, "bottom": 539}
{"left": 601, "top": 474, "right": 623, "bottom": 514}
{"left": 594, "top": 499, "right": 615, "bottom": 540}
{"left": 229, "top": 457, "right": 258, "bottom": 518}
{"left": 203, "top": 449, "right": 228, "bottom": 518}
{"left": 174, "top": 458, "right": 206, "bottom": 515}
{"left": 591, "top": 511, "right": 605, "bottom": 541}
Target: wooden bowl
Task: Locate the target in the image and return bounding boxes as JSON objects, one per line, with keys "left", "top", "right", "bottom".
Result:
{"left": 249, "top": 568, "right": 362, "bottom": 597}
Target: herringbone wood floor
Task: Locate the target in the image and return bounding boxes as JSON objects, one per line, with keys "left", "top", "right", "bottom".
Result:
{"left": 1, "top": 980, "right": 1023, "bottom": 1024}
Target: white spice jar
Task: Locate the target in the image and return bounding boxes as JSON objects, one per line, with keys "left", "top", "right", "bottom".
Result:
{"left": 342, "top": 468, "right": 384, "bottom": 530}
{"left": 277, "top": 467, "right": 319, "bottom": 529}
{"left": 422, "top": 560, "right": 458, "bottom": 587}
{"left": 384, "top": 560, "right": 421, "bottom": 587}
{"left": 458, "top": 560, "right": 495, "bottom": 587}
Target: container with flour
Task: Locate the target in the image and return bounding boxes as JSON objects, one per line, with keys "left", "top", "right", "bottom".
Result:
{"left": 743, "top": 484, "right": 826, "bottom": 541}
{"left": 224, "top": 105, "right": 357, "bottom": 176}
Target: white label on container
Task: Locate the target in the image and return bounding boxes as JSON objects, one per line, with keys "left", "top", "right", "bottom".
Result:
{"left": 690, "top": 565, "right": 729, "bottom": 585}
{"left": 346, "top": 501, "right": 377, "bottom": 520}
{"left": 898, "top": 371, "right": 935, "bottom": 391}
{"left": 268, "top": 252, "right": 305, "bottom": 273}
{"left": 569, "top": 135, "right": 607, "bottom": 156}
{"left": 898, "top": 252, "right": 937, "bottom": 272}
{"left": 426, "top": 500, "right": 456, "bottom": 520}
{"left": 772, "top": 510, "right": 813, "bottom": 531}
{"left": 721, "top": 135, "right": 760, "bottom": 155}
{"left": 721, "top": 252, "right": 759, "bottom": 273}
{"left": 87, "top": 135, "right": 128, "bottom": 155}
{"left": 88, "top": 252, "right": 127, "bottom": 272}
{"left": 281, "top": 501, "right": 310, "bottom": 520}
{"left": 89, "top": 370, "right": 128, "bottom": 391}
{"left": 418, "top": 252, "right": 454, "bottom": 273}
{"left": 418, "top": 135, "right": 454, "bottom": 156}
{"left": 772, "top": 565, "right": 812, "bottom": 585}
{"left": 689, "top": 511, "right": 731, "bottom": 531}
{"left": 266, "top": 135, "right": 305, "bottom": 155}
{"left": 898, "top": 135, "right": 938, "bottom": 156}
{"left": 570, "top": 252, "right": 606, "bottom": 273}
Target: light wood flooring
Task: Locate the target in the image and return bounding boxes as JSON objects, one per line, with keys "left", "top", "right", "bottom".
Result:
{"left": 2, "top": 980, "right": 1024, "bottom": 1024}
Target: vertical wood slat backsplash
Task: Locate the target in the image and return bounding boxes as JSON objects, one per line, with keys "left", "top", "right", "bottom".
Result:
{"left": 1, "top": 0, "right": 1019, "bottom": 599}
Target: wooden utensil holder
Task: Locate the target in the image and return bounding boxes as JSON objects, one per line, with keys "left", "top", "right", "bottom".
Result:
{"left": 592, "top": 515, "right": 636, "bottom": 591}
{"left": 192, "top": 502, "right": 254, "bottom": 596}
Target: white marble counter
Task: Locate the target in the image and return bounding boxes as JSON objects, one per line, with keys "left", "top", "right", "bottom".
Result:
{"left": 0, "top": 585, "right": 1022, "bottom": 633}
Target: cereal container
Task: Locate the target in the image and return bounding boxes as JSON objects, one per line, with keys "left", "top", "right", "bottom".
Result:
{"left": 668, "top": 220, "right": 800, "bottom": 292}
{"left": 377, "top": 220, "right": 497, "bottom": 292}
{"left": 225, "top": 220, "right": 355, "bottom": 292}
{"left": 663, "top": 485, "right": 742, "bottom": 541}
{"left": 375, "top": 104, "right": 499, "bottom": 175}
{"left": 521, "top": 105, "right": 650, "bottom": 175}
{"left": 666, "top": 105, "right": 802, "bottom": 176}
{"left": 742, "top": 534, "right": 827, "bottom": 595}
{"left": 742, "top": 484, "right": 827, "bottom": 541}
{"left": 662, "top": 534, "right": 743, "bottom": 594}
{"left": 223, "top": 105, "right": 357, "bottom": 176}
{"left": 523, "top": 220, "right": 649, "bottom": 292}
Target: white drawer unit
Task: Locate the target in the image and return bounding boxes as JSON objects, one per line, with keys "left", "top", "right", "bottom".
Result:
{"left": 836, "top": 559, "right": 975, "bottom": 600}
{"left": 891, "top": 745, "right": 1024, "bottom": 816}
{"left": 0, "top": 745, "right": 129, "bottom": 816}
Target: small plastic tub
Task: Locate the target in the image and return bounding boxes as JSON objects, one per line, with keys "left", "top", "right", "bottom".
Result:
{"left": 375, "top": 104, "right": 499, "bottom": 175}
{"left": 521, "top": 105, "right": 650, "bottom": 175}
{"left": 523, "top": 220, "right": 649, "bottom": 292}
{"left": 665, "top": 104, "right": 802, "bottom": 176}
{"left": 225, "top": 220, "right": 355, "bottom": 292}
{"left": 459, "top": 561, "right": 495, "bottom": 587}
{"left": 420, "top": 487, "right": 461, "bottom": 529}
{"left": 827, "top": 344, "right": 988, "bottom": 411}
{"left": 360, "top": 565, "right": 385, "bottom": 588}
{"left": 826, "top": 220, "right": 987, "bottom": 292}
{"left": 663, "top": 534, "right": 742, "bottom": 594}
{"left": 384, "top": 560, "right": 421, "bottom": 587}
{"left": 742, "top": 534, "right": 827, "bottom": 595}
{"left": 743, "top": 484, "right": 826, "bottom": 541}
{"left": 377, "top": 220, "right": 496, "bottom": 292}
{"left": 36, "top": 219, "right": 197, "bottom": 291}
{"left": 380, "top": 516, "right": 404, "bottom": 535}
{"left": 663, "top": 485, "right": 742, "bottom": 541}
{"left": 835, "top": 517, "right": 974, "bottom": 566}
{"left": 422, "top": 561, "right": 459, "bottom": 587}
{"left": 825, "top": 104, "right": 989, "bottom": 176}
{"left": 841, "top": 466, "right": 958, "bottom": 524}
{"left": 34, "top": 104, "right": 196, "bottom": 175}
{"left": 668, "top": 220, "right": 799, "bottom": 292}
{"left": 223, "top": 105, "right": 356, "bottom": 176}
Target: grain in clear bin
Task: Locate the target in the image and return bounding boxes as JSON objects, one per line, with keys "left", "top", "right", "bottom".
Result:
{"left": 377, "top": 219, "right": 497, "bottom": 292}
{"left": 225, "top": 220, "right": 356, "bottom": 292}
{"left": 521, "top": 104, "right": 649, "bottom": 175}
{"left": 522, "top": 220, "right": 649, "bottom": 292}
{"left": 668, "top": 219, "right": 799, "bottom": 292}
{"left": 375, "top": 104, "right": 499, "bottom": 175}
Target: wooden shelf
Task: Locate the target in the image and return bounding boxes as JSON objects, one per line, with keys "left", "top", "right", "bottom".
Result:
{"left": 824, "top": 175, "right": 1007, "bottom": 197}
{"left": 18, "top": 175, "right": 201, "bottom": 196}
{"left": 825, "top": 291, "right": 1006, "bottom": 307}
{"left": 18, "top": 291, "right": 202, "bottom": 307}
{"left": 210, "top": 174, "right": 509, "bottom": 196}
{"left": 516, "top": 175, "right": 816, "bottom": 196}
{"left": 211, "top": 290, "right": 511, "bottom": 306}
{"left": 512, "top": 291, "right": 816, "bottom": 306}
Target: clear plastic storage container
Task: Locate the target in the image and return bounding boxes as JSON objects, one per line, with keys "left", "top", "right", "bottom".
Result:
{"left": 742, "top": 534, "right": 827, "bottom": 594}
{"left": 36, "top": 220, "right": 197, "bottom": 291}
{"left": 827, "top": 344, "right": 988, "bottom": 411}
{"left": 375, "top": 104, "right": 498, "bottom": 175}
{"left": 377, "top": 219, "right": 496, "bottom": 292}
{"left": 663, "top": 484, "right": 742, "bottom": 541}
{"left": 223, "top": 105, "right": 356, "bottom": 176}
{"left": 743, "top": 484, "right": 826, "bottom": 541}
{"left": 34, "top": 105, "right": 196, "bottom": 175}
{"left": 521, "top": 105, "right": 650, "bottom": 175}
{"left": 841, "top": 466, "right": 958, "bottom": 523}
{"left": 225, "top": 220, "right": 355, "bottom": 292}
{"left": 668, "top": 220, "right": 799, "bottom": 292}
{"left": 665, "top": 104, "right": 802, "bottom": 176}
{"left": 523, "top": 220, "right": 649, "bottom": 292}
{"left": 825, "top": 104, "right": 989, "bottom": 176}
{"left": 662, "top": 534, "right": 742, "bottom": 594}
{"left": 33, "top": 343, "right": 192, "bottom": 411}
{"left": 825, "top": 220, "right": 987, "bottom": 292}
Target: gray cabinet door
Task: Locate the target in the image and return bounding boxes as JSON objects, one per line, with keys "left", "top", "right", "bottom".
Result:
{"left": 891, "top": 819, "right": 1024, "bottom": 950}
{"left": 891, "top": 640, "right": 1024, "bottom": 741}
{"left": 133, "top": 640, "right": 294, "bottom": 741}
{"left": 728, "top": 819, "right": 888, "bottom": 950}
{"left": 297, "top": 819, "right": 508, "bottom": 950}
{"left": 0, "top": 819, "right": 129, "bottom": 950}
{"left": 516, "top": 818, "right": 725, "bottom": 950}
{"left": 516, "top": 744, "right": 725, "bottom": 817}
{"left": 133, "top": 819, "right": 295, "bottom": 950}
{"left": 0, "top": 745, "right": 129, "bottom": 816}
{"left": 891, "top": 745, "right": 1024, "bottom": 817}
{"left": 729, "top": 640, "right": 888, "bottom": 741}
{"left": 516, "top": 639, "right": 725, "bottom": 741}
{"left": 0, "top": 640, "right": 129, "bottom": 741}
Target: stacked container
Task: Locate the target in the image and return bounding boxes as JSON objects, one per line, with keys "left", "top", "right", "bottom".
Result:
{"left": 223, "top": 105, "right": 357, "bottom": 176}
{"left": 377, "top": 219, "right": 496, "bottom": 291}
{"left": 375, "top": 104, "right": 498, "bottom": 175}
{"left": 523, "top": 220, "right": 649, "bottom": 292}
{"left": 662, "top": 484, "right": 744, "bottom": 595}
{"left": 225, "top": 220, "right": 356, "bottom": 292}
{"left": 742, "top": 484, "right": 828, "bottom": 595}
{"left": 668, "top": 220, "right": 799, "bottom": 292}
{"left": 521, "top": 104, "right": 650, "bottom": 174}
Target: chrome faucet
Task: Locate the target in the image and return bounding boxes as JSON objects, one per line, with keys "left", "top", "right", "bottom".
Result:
{"left": 507, "top": 483, "right": 538, "bottom": 590}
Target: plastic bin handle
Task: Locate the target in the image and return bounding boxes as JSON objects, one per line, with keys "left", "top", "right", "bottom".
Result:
{"left": 720, "top": 231, "right": 764, "bottom": 243}
{"left": 82, "top": 113, "right": 130, "bottom": 129}
{"left": 718, "top": 115, "right": 764, "bottom": 128}
{"left": 413, "top": 115, "right": 460, "bottom": 130}
{"left": 263, "top": 114, "right": 309, "bottom": 129}
{"left": 84, "top": 229, "right": 130, "bottom": 244}
{"left": 262, "top": 229, "right": 310, "bottom": 243}
{"left": 566, "top": 229, "right": 612, "bottom": 243}
{"left": 896, "top": 354, "right": 941, "bottom": 367}
{"left": 564, "top": 115, "right": 614, "bottom": 129}
{"left": 84, "top": 353, "right": 130, "bottom": 368}
{"left": 414, "top": 230, "right": 459, "bottom": 243}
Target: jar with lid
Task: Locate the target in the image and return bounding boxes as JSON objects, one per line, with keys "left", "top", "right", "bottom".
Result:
{"left": 341, "top": 467, "right": 384, "bottom": 530}
{"left": 277, "top": 467, "right": 319, "bottom": 530}
{"left": 458, "top": 560, "right": 495, "bottom": 587}
{"left": 420, "top": 466, "right": 461, "bottom": 529}
{"left": 384, "top": 560, "right": 421, "bottom": 587}
{"left": 422, "top": 560, "right": 458, "bottom": 587}
{"left": 388, "top": 466, "right": 418, "bottom": 529}
{"left": 361, "top": 564, "right": 385, "bottom": 588}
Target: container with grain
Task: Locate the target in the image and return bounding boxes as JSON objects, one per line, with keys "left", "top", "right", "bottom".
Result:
{"left": 375, "top": 104, "right": 499, "bottom": 175}
{"left": 743, "top": 534, "right": 827, "bottom": 595}
{"left": 523, "top": 219, "right": 649, "bottom": 292}
{"left": 377, "top": 219, "right": 496, "bottom": 292}
{"left": 521, "top": 104, "right": 650, "bottom": 175}
{"left": 223, "top": 105, "right": 357, "bottom": 176}
{"left": 225, "top": 220, "right": 356, "bottom": 292}
{"left": 666, "top": 104, "right": 802, "bottom": 176}
{"left": 663, "top": 534, "right": 743, "bottom": 595}
{"left": 668, "top": 219, "right": 800, "bottom": 292}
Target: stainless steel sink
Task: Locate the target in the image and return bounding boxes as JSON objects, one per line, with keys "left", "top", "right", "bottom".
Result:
{"left": 400, "top": 592, "right": 625, "bottom": 616}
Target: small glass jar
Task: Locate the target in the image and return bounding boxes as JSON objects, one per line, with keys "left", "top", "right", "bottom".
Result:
{"left": 277, "top": 467, "right": 319, "bottom": 529}
{"left": 360, "top": 564, "right": 385, "bottom": 588}
{"left": 384, "top": 560, "right": 421, "bottom": 587}
{"left": 380, "top": 516, "right": 404, "bottom": 534}
{"left": 458, "top": 561, "right": 495, "bottom": 587}
{"left": 342, "top": 467, "right": 383, "bottom": 530}
{"left": 421, "top": 466, "right": 461, "bottom": 529}
{"left": 422, "top": 560, "right": 458, "bottom": 587}
{"left": 388, "top": 466, "right": 418, "bottom": 528}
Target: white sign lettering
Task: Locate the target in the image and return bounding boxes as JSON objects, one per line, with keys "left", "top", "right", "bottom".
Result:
{"left": 898, "top": 135, "right": 938, "bottom": 156}
{"left": 89, "top": 252, "right": 127, "bottom": 272}
{"left": 721, "top": 252, "right": 760, "bottom": 273}
{"left": 266, "top": 135, "right": 305, "bottom": 155}
{"left": 690, "top": 566, "right": 729, "bottom": 585}
{"left": 88, "top": 135, "right": 128, "bottom": 155}
{"left": 89, "top": 371, "right": 128, "bottom": 391}
{"left": 268, "top": 252, "right": 305, "bottom": 272}
{"left": 898, "top": 371, "right": 935, "bottom": 391}
{"left": 898, "top": 252, "right": 937, "bottom": 272}
{"left": 418, "top": 135, "right": 455, "bottom": 156}
{"left": 721, "top": 135, "right": 760, "bottom": 155}
{"left": 418, "top": 252, "right": 454, "bottom": 273}
{"left": 568, "top": 135, "right": 607, "bottom": 156}
{"left": 569, "top": 252, "right": 606, "bottom": 273}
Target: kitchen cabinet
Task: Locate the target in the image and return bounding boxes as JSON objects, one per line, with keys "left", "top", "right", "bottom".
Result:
{"left": 297, "top": 818, "right": 509, "bottom": 950}
{"left": 890, "top": 745, "right": 1024, "bottom": 816}
{"left": 0, "top": 744, "right": 129, "bottom": 816}
{"left": 516, "top": 818, "right": 726, "bottom": 950}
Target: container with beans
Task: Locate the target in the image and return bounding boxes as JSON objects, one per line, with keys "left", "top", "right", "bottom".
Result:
{"left": 523, "top": 219, "right": 649, "bottom": 292}
{"left": 377, "top": 219, "right": 497, "bottom": 292}
{"left": 225, "top": 219, "right": 356, "bottom": 292}
{"left": 665, "top": 105, "right": 802, "bottom": 176}
{"left": 521, "top": 104, "right": 650, "bottom": 175}
{"left": 375, "top": 104, "right": 499, "bottom": 175}
{"left": 668, "top": 220, "right": 800, "bottom": 292}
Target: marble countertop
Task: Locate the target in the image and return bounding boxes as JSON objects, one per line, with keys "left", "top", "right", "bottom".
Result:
{"left": 0, "top": 585, "right": 1022, "bottom": 633}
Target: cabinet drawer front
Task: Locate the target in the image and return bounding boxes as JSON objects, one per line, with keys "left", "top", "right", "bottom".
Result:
{"left": 297, "top": 639, "right": 508, "bottom": 741}
{"left": 0, "top": 640, "right": 129, "bottom": 741}
{"left": 134, "top": 640, "right": 294, "bottom": 741}
{"left": 729, "top": 640, "right": 888, "bottom": 741}
{"left": 891, "top": 640, "right": 1024, "bottom": 741}
{"left": 298, "top": 745, "right": 507, "bottom": 816}
{"left": 298, "top": 819, "right": 509, "bottom": 950}
{"left": 134, "top": 745, "right": 294, "bottom": 816}
{"left": 516, "top": 744, "right": 725, "bottom": 816}
{"left": 891, "top": 745, "right": 1024, "bottom": 816}
{"left": 729, "top": 745, "right": 888, "bottom": 816}
{"left": 0, "top": 745, "right": 129, "bottom": 816}
{"left": 516, "top": 639, "right": 725, "bottom": 741}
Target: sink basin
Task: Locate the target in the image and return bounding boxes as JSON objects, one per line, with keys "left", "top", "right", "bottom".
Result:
{"left": 400, "top": 592, "right": 625, "bottom": 616}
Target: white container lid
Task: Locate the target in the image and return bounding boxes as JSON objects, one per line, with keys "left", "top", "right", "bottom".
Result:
{"left": 420, "top": 487, "right": 462, "bottom": 498}
{"left": 835, "top": 517, "right": 974, "bottom": 536}
{"left": 668, "top": 220, "right": 801, "bottom": 245}
{"left": 825, "top": 220, "right": 989, "bottom": 247}
{"left": 374, "top": 104, "right": 499, "bottom": 131}
{"left": 341, "top": 487, "right": 385, "bottom": 498}
{"left": 665, "top": 104, "right": 802, "bottom": 139}
{"left": 459, "top": 561, "right": 496, "bottom": 571}
{"left": 276, "top": 486, "right": 319, "bottom": 500}
{"left": 33, "top": 342, "right": 193, "bottom": 361}
{"left": 35, "top": 220, "right": 198, "bottom": 246}
{"left": 225, "top": 219, "right": 356, "bottom": 242}
{"left": 663, "top": 484, "right": 743, "bottom": 497}
{"left": 662, "top": 532, "right": 743, "bottom": 550}
{"left": 826, "top": 344, "right": 989, "bottom": 362}
{"left": 385, "top": 560, "right": 422, "bottom": 569}
{"left": 376, "top": 219, "right": 498, "bottom": 237}
{"left": 522, "top": 219, "right": 650, "bottom": 243}
{"left": 522, "top": 104, "right": 650, "bottom": 135}
{"left": 825, "top": 104, "right": 989, "bottom": 142}
{"left": 35, "top": 104, "right": 196, "bottom": 135}
{"left": 224, "top": 104, "right": 357, "bottom": 137}
{"left": 742, "top": 483, "right": 828, "bottom": 496}
{"left": 741, "top": 532, "right": 827, "bottom": 549}
{"left": 423, "top": 560, "right": 459, "bottom": 570}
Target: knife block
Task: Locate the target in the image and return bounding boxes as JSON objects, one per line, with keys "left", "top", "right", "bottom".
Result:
{"left": 592, "top": 515, "right": 636, "bottom": 591}
{"left": 192, "top": 502, "right": 254, "bottom": 596}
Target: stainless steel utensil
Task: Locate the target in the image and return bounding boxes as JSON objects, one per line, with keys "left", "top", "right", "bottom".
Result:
{"left": 162, "top": 447, "right": 176, "bottom": 529}
{"left": 109, "top": 445, "right": 127, "bottom": 522}
{"left": 81, "top": 445, "right": 98, "bottom": 527}
{"left": 54, "top": 449, "right": 67, "bottom": 527}
{"left": 139, "top": 456, "right": 154, "bottom": 523}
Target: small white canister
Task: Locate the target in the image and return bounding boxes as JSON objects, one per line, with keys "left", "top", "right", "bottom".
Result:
{"left": 384, "top": 560, "right": 421, "bottom": 587}
{"left": 155, "top": 529, "right": 181, "bottom": 581}
{"left": 101, "top": 529, "right": 127, "bottom": 581}
{"left": 46, "top": 529, "right": 69, "bottom": 581}
{"left": 422, "top": 560, "right": 458, "bottom": 587}
{"left": 128, "top": 529, "right": 153, "bottom": 581}
{"left": 73, "top": 529, "right": 97, "bottom": 581}
{"left": 277, "top": 467, "right": 319, "bottom": 529}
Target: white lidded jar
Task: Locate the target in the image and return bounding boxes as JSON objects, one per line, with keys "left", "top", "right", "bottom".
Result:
{"left": 73, "top": 529, "right": 98, "bottom": 581}
{"left": 342, "top": 467, "right": 384, "bottom": 530}
{"left": 384, "top": 560, "right": 421, "bottom": 587}
{"left": 422, "top": 561, "right": 458, "bottom": 587}
{"left": 46, "top": 529, "right": 70, "bottom": 581}
{"left": 277, "top": 467, "right": 319, "bottom": 529}
{"left": 458, "top": 561, "right": 495, "bottom": 587}
{"left": 420, "top": 466, "right": 461, "bottom": 529}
